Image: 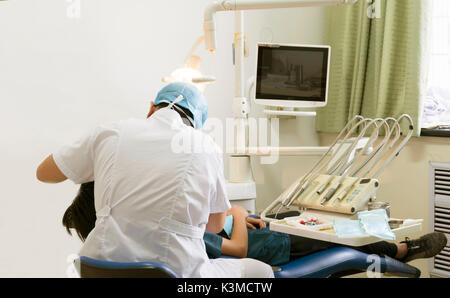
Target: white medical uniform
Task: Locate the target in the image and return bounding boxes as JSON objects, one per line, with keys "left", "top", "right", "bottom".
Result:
{"left": 54, "top": 108, "right": 273, "bottom": 278}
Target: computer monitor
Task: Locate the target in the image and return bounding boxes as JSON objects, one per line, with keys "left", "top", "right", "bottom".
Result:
{"left": 254, "top": 43, "right": 330, "bottom": 109}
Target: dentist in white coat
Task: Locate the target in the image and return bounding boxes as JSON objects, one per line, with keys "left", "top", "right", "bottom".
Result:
{"left": 36, "top": 82, "right": 274, "bottom": 278}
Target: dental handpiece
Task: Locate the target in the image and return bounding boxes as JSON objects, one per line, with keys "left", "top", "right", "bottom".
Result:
{"left": 316, "top": 150, "right": 354, "bottom": 195}
{"left": 330, "top": 118, "right": 398, "bottom": 201}
{"left": 321, "top": 182, "right": 342, "bottom": 205}
{"left": 319, "top": 118, "right": 380, "bottom": 205}
{"left": 326, "top": 118, "right": 378, "bottom": 177}
{"left": 333, "top": 118, "right": 400, "bottom": 202}
{"left": 349, "top": 119, "right": 391, "bottom": 177}
{"left": 286, "top": 116, "right": 372, "bottom": 208}
{"left": 352, "top": 118, "right": 400, "bottom": 178}
{"left": 316, "top": 178, "right": 332, "bottom": 195}
{"left": 279, "top": 115, "right": 364, "bottom": 208}
{"left": 287, "top": 117, "right": 373, "bottom": 207}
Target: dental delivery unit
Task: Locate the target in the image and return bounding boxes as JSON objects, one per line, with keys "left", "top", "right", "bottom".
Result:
{"left": 261, "top": 115, "right": 423, "bottom": 246}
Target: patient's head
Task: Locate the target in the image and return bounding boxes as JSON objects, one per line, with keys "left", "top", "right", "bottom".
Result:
{"left": 62, "top": 182, "right": 96, "bottom": 242}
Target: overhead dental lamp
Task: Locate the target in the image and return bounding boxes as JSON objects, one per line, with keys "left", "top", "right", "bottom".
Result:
{"left": 162, "top": 36, "right": 217, "bottom": 93}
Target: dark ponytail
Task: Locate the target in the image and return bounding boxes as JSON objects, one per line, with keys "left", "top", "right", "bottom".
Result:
{"left": 62, "top": 182, "right": 97, "bottom": 242}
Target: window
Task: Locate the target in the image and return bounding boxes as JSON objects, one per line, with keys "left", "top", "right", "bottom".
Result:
{"left": 422, "top": 0, "right": 450, "bottom": 134}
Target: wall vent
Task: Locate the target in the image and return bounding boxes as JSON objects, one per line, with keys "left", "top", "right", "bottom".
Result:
{"left": 430, "top": 162, "right": 450, "bottom": 278}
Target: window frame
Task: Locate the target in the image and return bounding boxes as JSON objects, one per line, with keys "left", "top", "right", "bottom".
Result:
{"left": 421, "top": 0, "right": 450, "bottom": 137}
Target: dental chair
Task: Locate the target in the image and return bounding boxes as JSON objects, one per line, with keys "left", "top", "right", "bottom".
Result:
{"left": 272, "top": 247, "right": 420, "bottom": 278}
{"left": 78, "top": 247, "right": 421, "bottom": 278}
{"left": 78, "top": 256, "right": 179, "bottom": 278}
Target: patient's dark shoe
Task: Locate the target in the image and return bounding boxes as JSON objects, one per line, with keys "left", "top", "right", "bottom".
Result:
{"left": 401, "top": 232, "right": 447, "bottom": 263}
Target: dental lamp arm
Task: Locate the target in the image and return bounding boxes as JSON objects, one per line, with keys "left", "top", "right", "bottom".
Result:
{"left": 184, "top": 36, "right": 205, "bottom": 68}
{"left": 204, "top": 0, "right": 358, "bottom": 52}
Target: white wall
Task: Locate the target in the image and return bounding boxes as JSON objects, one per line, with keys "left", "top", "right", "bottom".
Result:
{"left": 0, "top": 0, "right": 326, "bottom": 277}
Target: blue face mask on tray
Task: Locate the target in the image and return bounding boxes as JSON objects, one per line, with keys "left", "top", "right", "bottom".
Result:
{"left": 358, "top": 209, "right": 396, "bottom": 240}
{"left": 333, "top": 219, "right": 366, "bottom": 238}
{"left": 334, "top": 209, "right": 396, "bottom": 240}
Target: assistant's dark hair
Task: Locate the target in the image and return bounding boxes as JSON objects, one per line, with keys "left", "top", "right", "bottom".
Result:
{"left": 62, "top": 182, "right": 97, "bottom": 242}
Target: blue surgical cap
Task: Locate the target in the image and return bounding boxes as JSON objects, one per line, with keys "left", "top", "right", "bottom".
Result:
{"left": 154, "top": 82, "right": 208, "bottom": 129}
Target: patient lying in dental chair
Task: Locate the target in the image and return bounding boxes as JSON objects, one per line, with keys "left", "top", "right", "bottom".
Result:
{"left": 203, "top": 206, "right": 446, "bottom": 266}
{"left": 64, "top": 183, "right": 447, "bottom": 271}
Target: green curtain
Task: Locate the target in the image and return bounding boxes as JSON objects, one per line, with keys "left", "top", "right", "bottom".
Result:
{"left": 317, "top": 0, "right": 431, "bottom": 136}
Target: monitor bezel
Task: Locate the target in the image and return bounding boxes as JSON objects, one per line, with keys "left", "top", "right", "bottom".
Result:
{"left": 254, "top": 43, "right": 331, "bottom": 109}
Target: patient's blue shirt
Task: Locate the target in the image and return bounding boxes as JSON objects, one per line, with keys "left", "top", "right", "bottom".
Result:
{"left": 203, "top": 224, "right": 291, "bottom": 266}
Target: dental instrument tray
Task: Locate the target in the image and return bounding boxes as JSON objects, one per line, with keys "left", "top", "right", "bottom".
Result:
{"left": 268, "top": 210, "right": 423, "bottom": 247}
{"left": 261, "top": 115, "right": 423, "bottom": 246}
